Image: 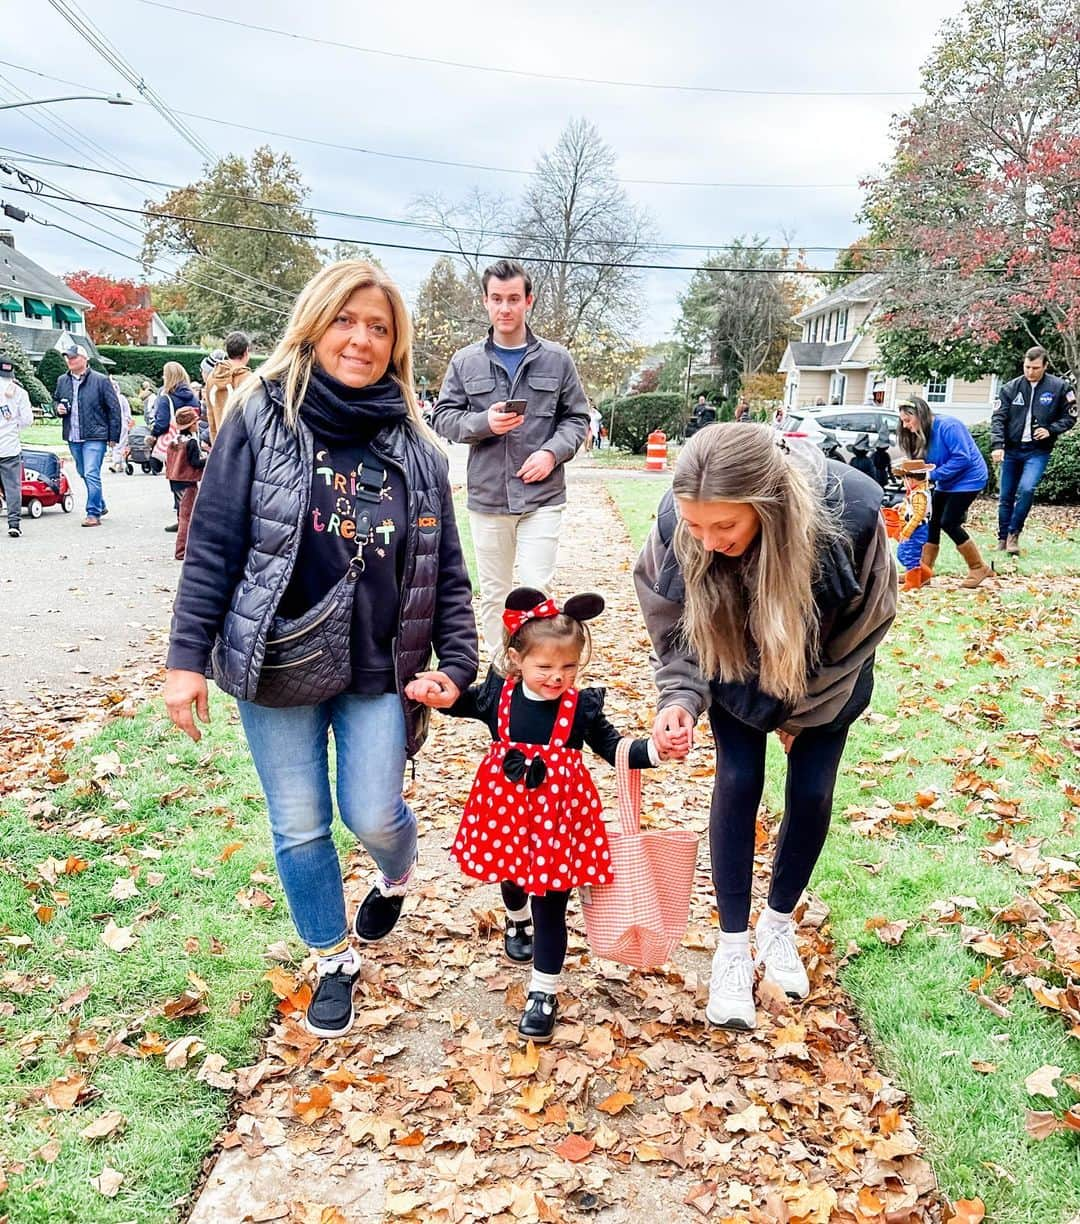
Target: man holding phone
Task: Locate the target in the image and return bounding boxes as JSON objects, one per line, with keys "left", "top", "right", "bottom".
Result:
{"left": 433, "top": 259, "right": 590, "bottom": 654}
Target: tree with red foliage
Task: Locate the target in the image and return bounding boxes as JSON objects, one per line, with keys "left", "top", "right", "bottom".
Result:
{"left": 864, "top": 0, "right": 1080, "bottom": 379}
{"left": 64, "top": 271, "right": 155, "bottom": 345}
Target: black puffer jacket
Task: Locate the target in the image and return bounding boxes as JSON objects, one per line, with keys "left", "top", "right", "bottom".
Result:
{"left": 167, "top": 379, "right": 478, "bottom": 756}
{"left": 992, "top": 373, "right": 1076, "bottom": 452}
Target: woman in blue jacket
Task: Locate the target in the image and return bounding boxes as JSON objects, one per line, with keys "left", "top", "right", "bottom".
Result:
{"left": 897, "top": 397, "right": 991, "bottom": 588}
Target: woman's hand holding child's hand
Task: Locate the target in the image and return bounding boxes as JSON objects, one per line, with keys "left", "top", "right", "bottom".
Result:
{"left": 405, "top": 671, "right": 461, "bottom": 708}
{"left": 652, "top": 707, "right": 694, "bottom": 760}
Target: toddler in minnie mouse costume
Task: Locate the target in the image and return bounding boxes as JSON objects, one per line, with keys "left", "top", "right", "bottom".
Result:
{"left": 407, "top": 588, "right": 665, "bottom": 1042}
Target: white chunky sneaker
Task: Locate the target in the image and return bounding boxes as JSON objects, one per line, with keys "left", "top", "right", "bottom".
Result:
{"left": 755, "top": 919, "right": 810, "bottom": 999}
{"left": 706, "top": 947, "right": 756, "bottom": 1030}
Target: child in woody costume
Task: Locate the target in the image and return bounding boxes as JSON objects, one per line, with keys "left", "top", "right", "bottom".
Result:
{"left": 886, "top": 458, "right": 935, "bottom": 590}
{"left": 408, "top": 588, "right": 663, "bottom": 1043}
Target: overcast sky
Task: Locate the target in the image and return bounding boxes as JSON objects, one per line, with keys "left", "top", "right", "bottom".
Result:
{"left": 0, "top": 0, "right": 965, "bottom": 343}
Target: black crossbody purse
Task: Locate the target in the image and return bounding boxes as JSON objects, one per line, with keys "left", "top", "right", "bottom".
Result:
{"left": 252, "top": 452, "right": 387, "bottom": 708}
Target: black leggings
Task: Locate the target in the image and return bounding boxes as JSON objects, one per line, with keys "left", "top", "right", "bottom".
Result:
{"left": 926, "top": 488, "right": 979, "bottom": 547}
{"left": 501, "top": 881, "right": 570, "bottom": 975}
{"left": 709, "top": 704, "right": 849, "bottom": 932}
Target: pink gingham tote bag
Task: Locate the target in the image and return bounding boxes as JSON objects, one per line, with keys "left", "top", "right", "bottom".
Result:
{"left": 581, "top": 738, "right": 699, "bottom": 969}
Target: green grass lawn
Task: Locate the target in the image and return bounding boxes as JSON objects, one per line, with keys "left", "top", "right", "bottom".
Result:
{"left": 21, "top": 420, "right": 65, "bottom": 449}
{"left": 0, "top": 703, "right": 305, "bottom": 1224}
{"left": 607, "top": 477, "right": 1080, "bottom": 1224}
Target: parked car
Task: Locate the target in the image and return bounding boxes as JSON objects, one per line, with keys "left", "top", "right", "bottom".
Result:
{"left": 784, "top": 407, "right": 903, "bottom": 464}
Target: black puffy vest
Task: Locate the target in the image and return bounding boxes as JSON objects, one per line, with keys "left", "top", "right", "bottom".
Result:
{"left": 210, "top": 383, "right": 446, "bottom": 756}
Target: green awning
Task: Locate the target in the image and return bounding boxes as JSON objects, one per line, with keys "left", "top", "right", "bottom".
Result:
{"left": 0, "top": 296, "right": 19, "bottom": 312}
{"left": 23, "top": 298, "right": 51, "bottom": 318}
{"left": 54, "top": 303, "right": 82, "bottom": 324}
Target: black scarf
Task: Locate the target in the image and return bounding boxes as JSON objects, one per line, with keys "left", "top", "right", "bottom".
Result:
{"left": 299, "top": 366, "right": 408, "bottom": 444}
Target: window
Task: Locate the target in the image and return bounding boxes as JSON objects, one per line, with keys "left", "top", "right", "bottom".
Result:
{"left": 811, "top": 317, "right": 820, "bottom": 342}
{"left": 829, "top": 372, "right": 847, "bottom": 404}
{"left": 925, "top": 375, "right": 948, "bottom": 404}
{"left": 837, "top": 308, "right": 849, "bottom": 342}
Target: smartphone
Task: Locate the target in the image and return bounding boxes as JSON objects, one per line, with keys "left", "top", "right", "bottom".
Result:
{"left": 504, "top": 399, "right": 527, "bottom": 415}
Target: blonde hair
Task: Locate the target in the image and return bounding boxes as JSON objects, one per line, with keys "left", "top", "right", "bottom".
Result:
{"left": 233, "top": 260, "right": 432, "bottom": 439}
{"left": 161, "top": 361, "right": 189, "bottom": 394}
{"left": 672, "top": 424, "right": 841, "bottom": 705}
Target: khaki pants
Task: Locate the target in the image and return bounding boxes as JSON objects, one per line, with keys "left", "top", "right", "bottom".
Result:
{"left": 469, "top": 504, "right": 564, "bottom": 656}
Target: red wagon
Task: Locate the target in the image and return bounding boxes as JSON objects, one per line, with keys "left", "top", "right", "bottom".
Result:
{"left": 20, "top": 448, "right": 74, "bottom": 518}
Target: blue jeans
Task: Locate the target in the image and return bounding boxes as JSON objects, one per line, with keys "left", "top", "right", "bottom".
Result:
{"left": 68, "top": 440, "right": 108, "bottom": 519}
{"left": 237, "top": 692, "right": 417, "bottom": 952}
{"left": 997, "top": 445, "right": 1051, "bottom": 538}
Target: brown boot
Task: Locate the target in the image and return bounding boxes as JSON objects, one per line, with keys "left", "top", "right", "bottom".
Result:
{"left": 1005, "top": 532, "right": 1021, "bottom": 555}
{"left": 919, "top": 543, "right": 940, "bottom": 586}
{"left": 996, "top": 538, "right": 1008, "bottom": 551}
{"left": 958, "top": 540, "right": 993, "bottom": 587}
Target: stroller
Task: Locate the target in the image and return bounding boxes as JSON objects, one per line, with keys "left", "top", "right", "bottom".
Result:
{"left": 20, "top": 449, "right": 74, "bottom": 518}
{"left": 128, "top": 425, "right": 159, "bottom": 474}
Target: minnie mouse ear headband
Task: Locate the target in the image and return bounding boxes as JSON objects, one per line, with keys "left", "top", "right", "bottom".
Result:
{"left": 501, "top": 587, "right": 605, "bottom": 635}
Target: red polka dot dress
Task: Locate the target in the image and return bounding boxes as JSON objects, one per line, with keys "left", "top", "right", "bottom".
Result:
{"left": 451, "top": 677, "right": 613, "bottom": 895}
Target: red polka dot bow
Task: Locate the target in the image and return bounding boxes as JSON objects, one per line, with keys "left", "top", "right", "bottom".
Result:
{"left": 502, "top": 597, "right": 561, "bottom": 635}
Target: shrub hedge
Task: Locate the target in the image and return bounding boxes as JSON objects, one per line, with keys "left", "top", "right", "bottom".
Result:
{"left": 97, "top": 345, "right": 266, "bottom": 381}
{"left": 0, "top": 329, "right": 49, "bottom": 409}
{"left": 601, "top": 392, "right": 687, "bottom": 453}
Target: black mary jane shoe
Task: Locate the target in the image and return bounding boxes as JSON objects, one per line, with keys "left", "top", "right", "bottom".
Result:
{"left": 504, "top": 919, "right": 534, "bottom": 964}
{"left": 517, "top": 991, "right": 558, "bottom": 1043}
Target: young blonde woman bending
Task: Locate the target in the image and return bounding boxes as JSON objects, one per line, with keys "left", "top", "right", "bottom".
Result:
{"left": 635, "top": 425, "right": 896, "bottom": 1029}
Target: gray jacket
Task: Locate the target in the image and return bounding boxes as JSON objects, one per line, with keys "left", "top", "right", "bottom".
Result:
{"left": 634, "top": 452, "right": 897, "bottom": 734}
{"left": 432, "top": 326, "right": 589, "bottom": 514}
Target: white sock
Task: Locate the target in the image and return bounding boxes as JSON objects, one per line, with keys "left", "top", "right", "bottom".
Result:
{"left": 758, "top": 906, "right": 794, "bottom": 931}
{"left": 505, "top": 903, "right": 531, "bottom": 923}
{"left": 716, "top": 928, "right": 751, "bottom": 955}
{"left": 529, "top": 969, "right": 560, "bottom": 995}
{"left": 316, "top": 946, "right": 360, "bottom": 975}
{"left": 378, "top": 857, "right": 417, "bottom": 898}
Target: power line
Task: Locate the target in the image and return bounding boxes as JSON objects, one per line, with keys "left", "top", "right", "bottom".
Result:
{"left": 0, "top": 59, "right": 866, "bottom": 192}
{"left": 0, "top": 147, "right": 894, "bottom": 256}
{"left": 138, "top": 1, "right": 921, "bottom": 98}
{"left": 1, "top": 161, "right": 294, "bottom": 308}
{"left": 17, "top": 207, "right": 290, "bottom": 318}
{"left": 1, "top": 184, "right": 904, "bottom": 276}
{"left": 46, "top": 0, "right": 217, "bottom": 163}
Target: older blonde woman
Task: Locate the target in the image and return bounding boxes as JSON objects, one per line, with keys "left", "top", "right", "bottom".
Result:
{"left": 149, "top": 360, "right": 201, "bottom": 525}
{"left": 635, "top": 425, "right": 896, "bottom": 1030}
{"left": 164, "top": 261, "right": 478, "bottom": 1039}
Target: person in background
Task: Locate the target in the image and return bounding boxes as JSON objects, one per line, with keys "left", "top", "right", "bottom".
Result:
{"left": 204, "top": 332, "right": 252, "bottom": 442}
{"left": 991, "top": 345, "right": 1076, "bottom": 555}
{"left": 896, "top": 397, "right": 991, "bottom": 588}
{"left": 165, "top": 406, "right": 206, "bottom": 561}
{"left": 52, "top": 344, "right": 121, "bottom": 527}
{"left": 734, "top": 399, "right": 751, "bottom": 422}
{"left": 107, "top": 376, "right": 133, "bottom": 473}
{"left": 872, "top": 422, "right": 892, "bottom": 489}
{"left": 0, "top": 358, "right": 33, "bottom": 538}
{"left": 138, "top": 378, "right": 156, "bottom": 424}
{"left": 848, "top": 433, "right": 876, "bottom": 481}
{"left": 151, "top": 362, "right": 202, "bottom": 532}
{"left": 432, "top": 259, "right": 589, "bottom": 656}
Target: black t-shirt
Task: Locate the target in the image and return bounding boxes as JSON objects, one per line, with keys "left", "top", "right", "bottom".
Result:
{"left": 278, "top": 437, "right": 407, "bottom": 694}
